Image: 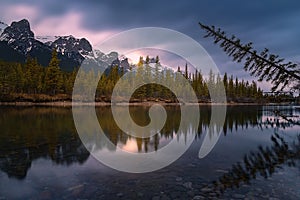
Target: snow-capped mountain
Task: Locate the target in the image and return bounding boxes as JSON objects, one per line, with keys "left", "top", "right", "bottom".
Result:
{"left": 0, "top": 19, "right": 129, "bottom": 72}
{"left": 0, "top": 21, "right": 8, "bottom": 35}
{"left": 44, "top": 35, "right": 97, "bottom": 66}
{"left": 35, "top": 35, "right": 60, "bottom": 43}
{"left": 0, "top": 19, "right": 44, "bottom": 55}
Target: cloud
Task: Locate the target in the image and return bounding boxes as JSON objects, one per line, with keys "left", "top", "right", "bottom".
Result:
{"left": 33, "top": 11, "right": 118, "bottom": 45}
{"left": 0, "top": 4, "right": 40, "bottom": 24}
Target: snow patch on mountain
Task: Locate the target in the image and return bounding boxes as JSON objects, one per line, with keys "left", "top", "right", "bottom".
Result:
{"left": 0, "top": 21, "right": 8, "bottom": 35}
{"left": 0, "top": 19, "right": 131, "bottom": 71}
{"left": 35, "top": 35, "right": 60, "bottom": 44}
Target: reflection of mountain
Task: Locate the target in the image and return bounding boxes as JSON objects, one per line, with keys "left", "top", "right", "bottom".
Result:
{"left": 0, "top": 106, "right": 264, "bottom": 179}
{"left": 0, "top": 107, "right": 89, "bottom": 180}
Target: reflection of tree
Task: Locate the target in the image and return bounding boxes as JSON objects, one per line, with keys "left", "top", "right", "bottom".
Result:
{"left": 212, "top": 133, "right": 300, "bottom": 193}
{"left": 0, "top": 107, "right": 89, "bottom": 180}
{"left": 0, "top": 105, "right": 266, "bottom": 179}
{"left": 262, "top": 106, "right": 300, "bottom": 128}
{"left": 196, "top": 105, "right": 262, "bottom": 136}
{"left": 209, "top": 106, "right": 300, "bottom": 194}
{"left": 94, "top": 105, "right": 263, "bottom": 152}
{"left": 96, "top": 106, "right": 181, "bottom": 152}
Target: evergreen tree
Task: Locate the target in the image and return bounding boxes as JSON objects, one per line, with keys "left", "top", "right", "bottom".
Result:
{"left": 177, "top": 66, "right": 181, "bottom": 73}
{"left": 223, "top": 73, "right": 228, "bottom": 96}
{"left": 207, "top": 69, "right": 215, "bottom": 91}
{"left": 134, "top": 63, "right": 146, "bottom": 100}
{"left": 197, "top": 70, "right": 206, "bottom": 97}
{"left": 15, "top": 63, "right": 25, "bottom": 93}
{"left": 199, "top": 22, "right": 300, "bottom": 91}
{"left": 235, "top": 77, "right": 239, "bottom": 97}
{"left": 228, "top": 75, "right": 234, "bottom": 98}
{"left": 145, "top": 55, "right": 150, "bottom": 64}
{"left": 44, "top": 50, "right": 63, "bottom": 95}
{"left": 144, "top": 61, "right": 152, "bottom": 97}
{"left": 155, "top": 55, "right": 160, "bottom": 64}
{"left": 184, "top": 63, "right": 188, "bottom": 79}
{"left": 215, "top": 73, "right": 223, "bottom": 101}
{"left": 137, "top": 56, "right": 144, "bottom": 67}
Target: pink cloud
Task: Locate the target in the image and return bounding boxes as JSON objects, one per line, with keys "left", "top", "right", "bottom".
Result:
{"left": 0, "top": 4, "right": 118, "bottom": 46}
{"left": 32, "top": 12, "right": 117, "bottom": 45}
{"left": 33, "top": 11, "right": 118, "bottom": 45}
{"left": 0, "top": 4, "right": 39, "bottom": 24}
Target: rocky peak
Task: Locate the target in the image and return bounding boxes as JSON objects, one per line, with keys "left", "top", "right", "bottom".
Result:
{"left": 0, "top": 19, "right": 41, "bottom": 55}
{"left": 0, "top": 18, "right": 130, "bottom": 72}
{"left": 49, "top": 35, "right": 93, "bottom": 56}
{"left": 1, "top": 19, "right": 34, "bottom": 41}
{"left": 11, "top": 19, "right": 31, "bottom": 31}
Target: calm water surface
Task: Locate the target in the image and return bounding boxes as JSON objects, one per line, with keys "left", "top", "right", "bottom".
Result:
{"left": 0, "top": 105, "right": 299, "bottom": 199}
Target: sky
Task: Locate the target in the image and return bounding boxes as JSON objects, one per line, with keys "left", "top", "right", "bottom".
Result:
{"left": 1, "top": 0, "right": 300, "bottom": 91}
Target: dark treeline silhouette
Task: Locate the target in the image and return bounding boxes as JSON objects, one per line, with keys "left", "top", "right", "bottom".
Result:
{"left": 0, "top": 52, "right": 265, "bottom": 102}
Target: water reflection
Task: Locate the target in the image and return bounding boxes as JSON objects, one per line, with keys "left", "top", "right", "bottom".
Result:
{"left": 0, "top": 105, "right": 297, "bottom": 180}
{"left": 210, "top": 105, "right": 300, "bottom": 194}
{"left": 96, "top": 105, "right": 264, "bottom": 152}
{"left": 0, "top": 107, "right": 89, "bottom": 179}
{"left": 212, "top": 133, "right": 300, "bottom": 193}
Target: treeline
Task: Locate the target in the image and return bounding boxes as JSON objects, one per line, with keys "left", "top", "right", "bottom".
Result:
{"left": 0, "top": 52, "right": 263, "bottom": 102}
{"left": 0, "top": 50, "right": 77, "bottom": 101}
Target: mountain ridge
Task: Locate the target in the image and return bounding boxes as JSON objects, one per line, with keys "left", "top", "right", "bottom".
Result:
{"left": 0, "top": 19, "right": 129, "bottom": 72}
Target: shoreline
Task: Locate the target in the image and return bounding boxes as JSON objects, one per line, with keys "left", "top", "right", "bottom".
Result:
{"left": 0, "top": 101, "right": 295, "bottom": 107}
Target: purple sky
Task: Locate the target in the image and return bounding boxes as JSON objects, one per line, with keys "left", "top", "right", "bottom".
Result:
{"left": 1, "top": 0, "right": 300, "bottom": 91}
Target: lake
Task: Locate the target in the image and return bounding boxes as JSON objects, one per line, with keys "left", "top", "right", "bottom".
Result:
{"left": 0, "top": 105, "right": 299, "bottom": 199}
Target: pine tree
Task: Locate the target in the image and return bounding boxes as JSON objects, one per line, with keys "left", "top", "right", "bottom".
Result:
{"left": 24, "top": 57, "right": 33, "bottom": 93}
{"left": 138, "top": 56, "right": 144, "bottom": 67}
{"left": 144, "top": 62, "right": 152, "bottom": 97}
{"left": 134, "top": 63, "right": 146, "bottom": 100}
{"left": 155, "top": 55, "right": 160, "bottom": 64}
{"left": 15, "top": 63, "right": 25, "bottom": 93}
{"left": 44, "top": 50, "right": 63, "bottom": 95}
{"left": 235, "top": 77, "right": 239, "bottom": 97}
{"left": 207, "top": 69, "right": 215, "bottom": 91}
{"left": 215, "top": 73, "right": 223, "bottom": 101}
{"left": 197, "top": 70, "right": 205, "bottom": 97}
{"left": 223, "top": 73, "right": 228, "bottom": 95}
{"left": 199, "top": 22, "right": 300, "bottom": 91}
{"left": 184, "top": 63, "right": 188, "bottom": 79}
{"left": 177, "top": 66, "right": 181, "bottom": 73}
{"left": 145, "top": 55, "right": 150, "bottom": 64}
{"left": 153, "top": 61, "right": 162, "bottom": 98}
{"left": 228, "top": 75, "right": 234, "bottom": 98}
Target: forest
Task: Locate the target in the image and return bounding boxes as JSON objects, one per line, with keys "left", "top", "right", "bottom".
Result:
{"left": 0, "top": 50, "right": 266, "bottom": 103}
